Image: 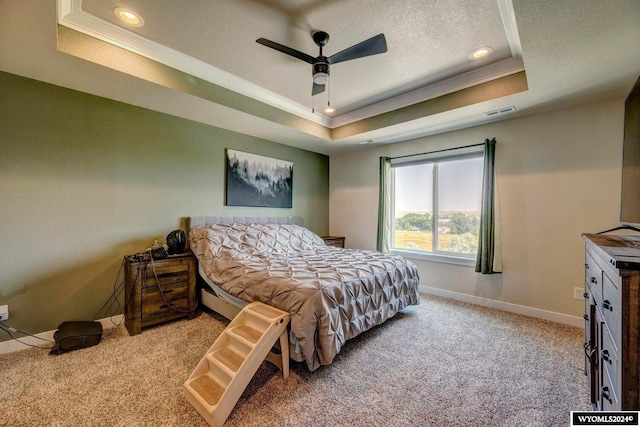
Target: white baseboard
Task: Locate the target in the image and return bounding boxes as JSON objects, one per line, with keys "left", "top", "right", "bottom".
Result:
{"left": 0, "top": 314, "right": 124, "bottom": 354}
{"left": 2, "top": 289, "right": 583, "bottom": 353}
{"left": 420, "top": 286, "right": 584, "bottom": 328}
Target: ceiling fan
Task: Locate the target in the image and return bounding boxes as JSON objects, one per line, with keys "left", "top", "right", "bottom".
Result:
{"left": 256, "top": 31, "right": 387, "bottom": 96}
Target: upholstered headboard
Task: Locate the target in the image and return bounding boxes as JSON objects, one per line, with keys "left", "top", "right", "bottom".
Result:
{"left": 188, "top": 216, "right": 304, "bottom": 230}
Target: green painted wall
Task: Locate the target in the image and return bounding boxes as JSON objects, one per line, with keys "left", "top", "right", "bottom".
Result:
{"left": 0, "top": 71, "right": 329, "bottom": 340}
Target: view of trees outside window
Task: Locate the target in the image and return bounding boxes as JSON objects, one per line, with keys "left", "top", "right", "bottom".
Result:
{"left": 393, "top": 156, "right": 483, "bottom": 255}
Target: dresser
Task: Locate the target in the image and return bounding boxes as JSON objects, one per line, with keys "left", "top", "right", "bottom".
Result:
{"left": 583, "top": 234, "right": 640, "bottom": 410}
{"left": 124, "top": 251, "right": 198, "bottom": 335}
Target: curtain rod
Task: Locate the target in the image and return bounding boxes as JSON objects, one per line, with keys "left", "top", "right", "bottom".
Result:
{"left": 388, "top": 141, "right": 487, "bottom": 161}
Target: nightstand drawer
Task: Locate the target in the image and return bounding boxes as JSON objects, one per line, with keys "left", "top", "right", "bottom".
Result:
{"left": 142, "top": 280, "right": 190, "bottom": 302}
{"left": 323, "top": 236, "right": 345, "bottom": 248}
{"left": 142, "top": 296, "right": 191, "bottom": 319}
{"left": 142, "top": 264, "right": 190, "bottom": 286}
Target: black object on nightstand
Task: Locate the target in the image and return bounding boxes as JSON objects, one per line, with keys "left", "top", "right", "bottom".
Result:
{"left": 124, "top": 251, "right": 198, "bottom": 335}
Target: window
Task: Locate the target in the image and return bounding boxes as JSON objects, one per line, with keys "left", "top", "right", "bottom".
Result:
{"left": 391, "top": 151, "right": 483, "bottom": 264}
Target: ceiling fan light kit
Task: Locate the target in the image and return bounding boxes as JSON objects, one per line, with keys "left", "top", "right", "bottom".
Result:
{"left": 257, "top": 30, "right": 388, "bottom": 112}
{"left": 313, "top": 72, "right": 329, "bottom": 86}
{"left": 312, "top": 63, "right": 329, "bottom": 85}
{"left": 313, "top": 73, "right": 329, "bottom": 85}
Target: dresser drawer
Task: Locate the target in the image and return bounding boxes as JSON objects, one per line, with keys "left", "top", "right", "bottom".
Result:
{"left": 601, "top": 273, "right": 621, "bottom": 345}
{"left": 600, "top": 320, "right": 620, "bottom": 394}
{"left": 585, "top": 250, "right": 603, "bottom": 304}
{"left": 601, "top": 358, "right": 620, "bottom": 411}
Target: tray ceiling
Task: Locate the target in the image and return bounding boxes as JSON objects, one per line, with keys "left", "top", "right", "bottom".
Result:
{"left": 78, "top": 0, "right": 518, "bottom": 119}
{"left": 2, "top": 1, "right": 638, "bottom": 154}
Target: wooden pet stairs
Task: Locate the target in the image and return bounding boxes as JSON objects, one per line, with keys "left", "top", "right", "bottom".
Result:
{"left": 183, "top": 302, "right": 290, "bottom": 426}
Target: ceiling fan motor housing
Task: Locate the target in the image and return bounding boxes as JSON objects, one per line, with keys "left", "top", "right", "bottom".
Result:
{"left": 313, "top": 58, "right": 329, "bottom": 84}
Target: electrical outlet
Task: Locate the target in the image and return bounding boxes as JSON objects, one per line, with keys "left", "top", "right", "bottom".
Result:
{"left": 0, "top": 304, "right": 8, "bottom": 321}
{"left": 573, "top": 287, "right": 584, "bottom": 300}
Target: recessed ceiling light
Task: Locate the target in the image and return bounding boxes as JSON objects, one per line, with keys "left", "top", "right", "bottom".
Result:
{"left": 114, "top": 7, "right": 145, "bottom": 27}
{"left": 468, "top": 46, "right": 492, "bottom": 60}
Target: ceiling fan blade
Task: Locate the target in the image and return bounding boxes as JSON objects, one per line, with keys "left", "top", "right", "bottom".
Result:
{"left": 328, "top": 33, "right": 387, "bottom": 65}
{"left": 312, "top": 82, "right": 325, "bottom": 96}
{"left": 256, "top": 38, "right": 315, "bottom": 64}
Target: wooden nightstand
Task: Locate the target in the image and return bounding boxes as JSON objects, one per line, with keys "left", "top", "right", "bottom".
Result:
{"left": 124, "top": 251, "right": 198, "bottom": 336}
{"left": 322, "top": 236, "right": 345, "bottom": 248}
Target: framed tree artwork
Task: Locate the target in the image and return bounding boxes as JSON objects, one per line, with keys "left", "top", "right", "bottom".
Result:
{"left": 225, "top": 149, "right": 293, "bottom": 208}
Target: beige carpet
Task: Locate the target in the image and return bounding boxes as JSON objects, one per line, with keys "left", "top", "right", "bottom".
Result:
{"left": 0, "top": 294, "right": 591, "bottom": 426}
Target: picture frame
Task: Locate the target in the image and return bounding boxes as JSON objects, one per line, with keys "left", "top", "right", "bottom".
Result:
{"left": 225, "top": 149, "right": 293, "bottom": 208}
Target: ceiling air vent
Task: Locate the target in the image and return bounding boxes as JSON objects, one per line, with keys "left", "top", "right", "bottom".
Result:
{"left": 483, "top": 106, "right": 516, "bottom": 117}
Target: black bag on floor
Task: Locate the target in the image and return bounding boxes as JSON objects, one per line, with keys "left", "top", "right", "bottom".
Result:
{"left": 49, "top": 321, "right": 103, "bottom": 355}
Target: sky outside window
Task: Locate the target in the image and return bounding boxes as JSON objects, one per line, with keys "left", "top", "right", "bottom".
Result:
{"left": 394, "top": 157, "right": 482, "bottom": 214}
{"left": 394, "top": 163, "right": 433, "bottom": 214}
{"left": 438, "top": 157, "right": 483, "bottom": 212}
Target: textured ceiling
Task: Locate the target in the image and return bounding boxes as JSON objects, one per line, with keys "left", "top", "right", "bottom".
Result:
{"left": 80, "top": 0, "right": 513, "bottom": 115}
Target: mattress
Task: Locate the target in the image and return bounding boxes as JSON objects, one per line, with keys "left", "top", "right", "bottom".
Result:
{"left": 189, "top": 222, "right": 420, "bottom": 371}
{"left": 198, "top": 264, "right": 306, "bottom": 357}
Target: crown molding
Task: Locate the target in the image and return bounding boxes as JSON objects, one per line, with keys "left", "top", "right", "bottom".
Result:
{"left": 497, "top": 0, "right": 524, "bottom": 59}
{"left": 330, "top": 57, "right": 524, "bottom": 128}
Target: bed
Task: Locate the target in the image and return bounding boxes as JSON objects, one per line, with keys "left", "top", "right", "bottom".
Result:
{"left": 188, "top": 216, "right": 420, "bottom": 371}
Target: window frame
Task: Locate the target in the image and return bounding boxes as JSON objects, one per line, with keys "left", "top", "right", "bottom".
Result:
{"left": 389, "top": 149, "right": 484, "bottom": 267}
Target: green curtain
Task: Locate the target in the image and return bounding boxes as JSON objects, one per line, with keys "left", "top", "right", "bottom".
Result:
{"left": 476, "top": 138, "right": 499, "bottom": 274}
{"left": 377, "top": 157, "right": 392, "bottom": 252}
